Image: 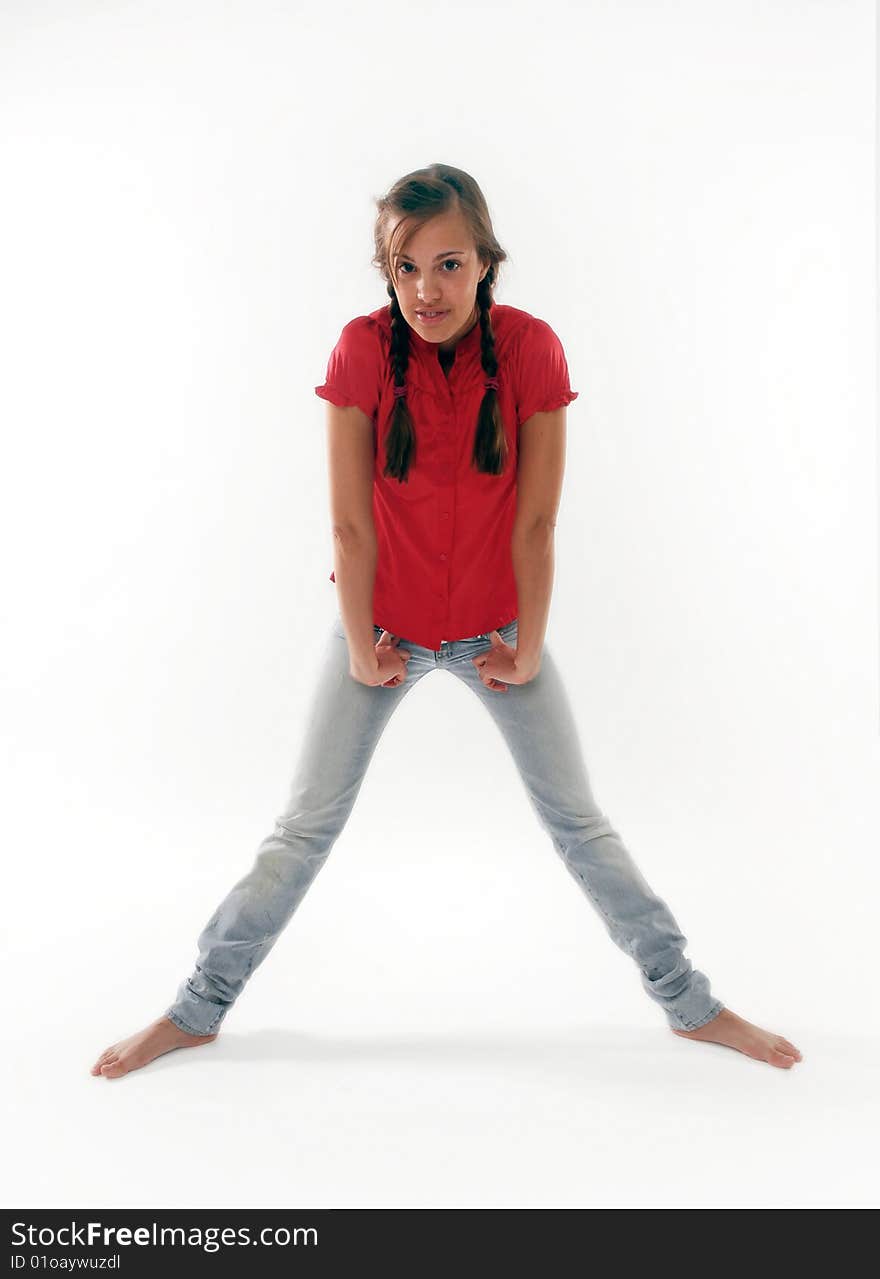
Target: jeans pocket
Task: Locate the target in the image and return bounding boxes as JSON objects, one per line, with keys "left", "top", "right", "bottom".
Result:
{"left": 473, "top": 618, "right": 517, "bottom": 646}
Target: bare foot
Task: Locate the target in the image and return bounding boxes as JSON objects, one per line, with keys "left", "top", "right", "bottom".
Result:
{"left": 90, "top": 1016, "right": 218, "bottom": 1079}
{"left": 672, "top": 1007, "right": 803, "bottom": 1068}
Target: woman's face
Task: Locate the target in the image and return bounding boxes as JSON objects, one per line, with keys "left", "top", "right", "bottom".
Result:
{"left": 390, "top": 209, "right": 489, "bottom": 353}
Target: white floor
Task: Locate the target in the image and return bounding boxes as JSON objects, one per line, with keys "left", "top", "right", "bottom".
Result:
{"left": 11, "top": 995, "right": 880, "bottom": 1209}
{"left": 6, "top": 820, "right": 879, "bottom": 1209}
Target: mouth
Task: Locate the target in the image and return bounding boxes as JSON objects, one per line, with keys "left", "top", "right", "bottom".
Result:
{"left": 415, "top": 309, "right": 449, "bottom": 325}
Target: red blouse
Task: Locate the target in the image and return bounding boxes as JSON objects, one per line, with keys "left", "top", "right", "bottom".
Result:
{"left": 315, "top": 302, "right": 578, "bottom": 650}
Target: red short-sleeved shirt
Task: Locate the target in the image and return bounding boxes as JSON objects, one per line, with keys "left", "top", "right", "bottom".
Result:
{"left": 315, "top": 302, "right": 578, "bottom": 650}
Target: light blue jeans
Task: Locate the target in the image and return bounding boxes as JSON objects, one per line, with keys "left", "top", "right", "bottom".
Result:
{"left": 166, "top": 616, "right": 724, "bottom": 1036}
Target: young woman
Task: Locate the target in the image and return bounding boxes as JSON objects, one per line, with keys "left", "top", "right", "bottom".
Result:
{"left": 91, "top": 164, "right": 802, "bottom": 1079}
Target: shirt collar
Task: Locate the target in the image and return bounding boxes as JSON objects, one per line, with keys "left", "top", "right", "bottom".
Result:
{"left": 382, "top": 305, "right": 483, "bottom": 365}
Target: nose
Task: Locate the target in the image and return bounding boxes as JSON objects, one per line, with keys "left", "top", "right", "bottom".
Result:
{"left": 416, "top": 281, "right": 442, "bottom": 306}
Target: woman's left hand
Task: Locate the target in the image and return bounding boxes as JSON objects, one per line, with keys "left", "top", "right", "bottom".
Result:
{"left": 472, "top": 631, "right": 539, "bottom": 692}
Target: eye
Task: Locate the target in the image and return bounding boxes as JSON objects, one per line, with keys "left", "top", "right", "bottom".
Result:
{"left": 396, "top": 259, "right": 463, "bottom": 275}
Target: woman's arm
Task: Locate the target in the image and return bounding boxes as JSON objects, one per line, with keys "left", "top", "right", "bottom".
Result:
{"left": 510, "top": 407, "right": 567, "bottom": 677}
{"left": 325, "top": 403, "right": 380, "bottom": 675}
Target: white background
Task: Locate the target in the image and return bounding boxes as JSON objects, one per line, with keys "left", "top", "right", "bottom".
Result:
{"left": 2, "top": 0, "right": 877, "bottom": 1208}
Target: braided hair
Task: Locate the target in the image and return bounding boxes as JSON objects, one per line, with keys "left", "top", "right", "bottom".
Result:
{"left": 372, "top": 164, "right": 509, "bottom": 484}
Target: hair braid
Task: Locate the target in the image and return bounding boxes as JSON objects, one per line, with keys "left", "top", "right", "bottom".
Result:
{"left": 472, "top": 273, "right": 508, "bottom": 475}
{"left": 383, "top": 285, "right": 417, "bottom": 482}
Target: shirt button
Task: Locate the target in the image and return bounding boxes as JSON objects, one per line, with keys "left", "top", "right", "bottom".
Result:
{"left": 440, "top": 553, "right": 447, "bottom": 561}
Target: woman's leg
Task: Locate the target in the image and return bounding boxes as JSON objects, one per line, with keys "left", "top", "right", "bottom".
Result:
{"left": 164, "top": 617, "right": 432, "bottom": 1036}
{"left": 443, "top": 620, "right": 724, "bottom": 1032}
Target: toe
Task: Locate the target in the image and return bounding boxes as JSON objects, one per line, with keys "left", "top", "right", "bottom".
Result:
{"left": 769, "top": 1047, "right": 795, "bottom": 1068}
{"left": 774, "top": 1037, "right": 801, "bottom": 1059}
{"left": 101, "top": 1058, "right": 126, "bottom": 1078}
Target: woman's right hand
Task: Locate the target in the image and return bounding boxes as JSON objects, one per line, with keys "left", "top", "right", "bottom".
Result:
{"left": 350, "top": 631, "right": 411, "bottom": 687}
